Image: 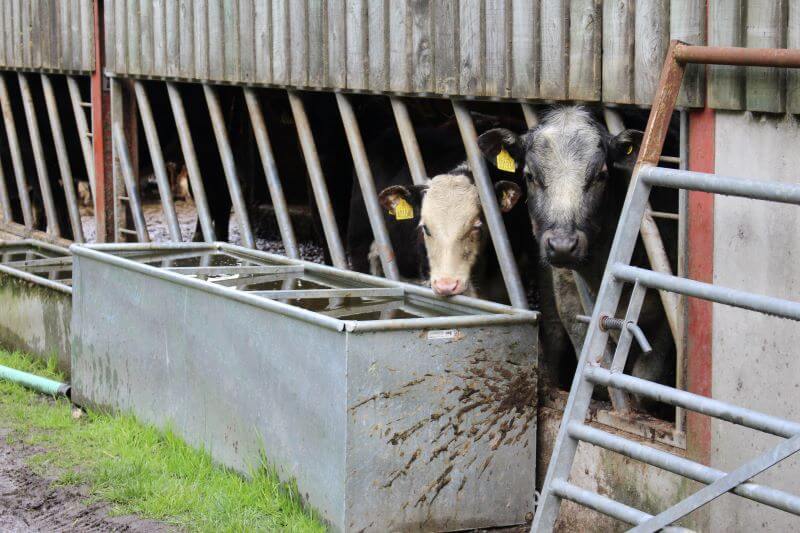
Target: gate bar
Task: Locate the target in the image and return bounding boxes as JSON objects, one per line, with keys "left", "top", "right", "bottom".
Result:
{"left": 390, "top": 97, "right": 428, "bottom": 186}
{"left": 41, "top": 74, "right": 84, "bottom": 243}
{"left": 0, "top": 133, "right": 11, "bottom": 221}
{"left": 18, "top": 73, "right": 61, "bottom": 237}
{"left": 134, "top": 81, "right": 182, "bottom": 242}
{"left": 243, "top": 87, "right": 299, "bottom": 259}
{"left": 0, "top": 73, "right": 34, "bottom": 227}
{"left": 166, "top": 82, "right": 215, "bottom": 242}
{"left": 631, "top": 434, "right": 800, "bottom": 532}
{"left": 202, "top": 85, "right": 255, "bottom": 249}
{"left": 641, "top": 166, "right": 800, "bottom": 204}
{"left": 452, "top": 100, "right": 527, "bottom": 309}
{"left": 112, "top": 122, "right": 149, "bottom": 242}
{"left": 336, "top": 93, "right": 400, "bottom": 280}
{"left": 612, "top": 264, "right": 800, "bottom": 322}
{"left": 287, "top": 91, "right": 348, "bottom": 269}
{"left": 674, "top": 44, "right": 800, "bottom": 67}
{"left": 66, "top": 76, "right": 96, "bottom": 199}
{"left": 569, "top": 423, "right": 800, "bottom": 515}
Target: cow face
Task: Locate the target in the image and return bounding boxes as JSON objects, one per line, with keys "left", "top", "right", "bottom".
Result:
{"left": 379, "top": 174, "right": 521, "bottom": 296}
{"left": 479, "top": 107, "right": 642, "bottom": 269}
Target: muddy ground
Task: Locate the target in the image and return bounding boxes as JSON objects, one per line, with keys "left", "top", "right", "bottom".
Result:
{"left": 0, "top": 429, "right": 171, "bottom": 533}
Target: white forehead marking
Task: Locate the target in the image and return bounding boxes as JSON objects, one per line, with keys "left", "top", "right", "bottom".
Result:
{"left": 534, "top": 107, "right": 602, "bottom": 222}
{"left": 420, "top": 174, "right": 481, "bottom": 237}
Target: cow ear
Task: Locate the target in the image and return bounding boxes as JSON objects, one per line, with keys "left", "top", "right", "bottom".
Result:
{"left": 609, "top": 129, "right": 644, "bottom": 162}
{"left": 494, "top": 180, "right": 522, "bottom": 213}
{"left": 378, "top": 184, "right": 427, "bottom": 219}
{"left": 477, "top": 128, "right": 525, "bottom": 173}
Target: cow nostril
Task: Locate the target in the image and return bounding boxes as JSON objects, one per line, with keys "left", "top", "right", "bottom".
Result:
{"left": 567, "top": 236, "right": 578, "bottom": 252}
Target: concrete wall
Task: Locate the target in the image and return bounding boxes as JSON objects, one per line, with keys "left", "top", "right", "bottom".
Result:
{"left": 711, "top": 112, "right": 800, "bottom": 531}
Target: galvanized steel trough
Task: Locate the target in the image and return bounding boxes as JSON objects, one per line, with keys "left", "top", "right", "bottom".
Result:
{"left": 69, "top": 242, "right": 539, "bottom": 532}
{"left": 0, "top": 239, "right": 73, "bottom": 373}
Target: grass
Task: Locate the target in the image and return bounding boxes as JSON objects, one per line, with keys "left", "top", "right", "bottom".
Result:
{"left": 0, "top": 349, "right": 325, "bottom": 533}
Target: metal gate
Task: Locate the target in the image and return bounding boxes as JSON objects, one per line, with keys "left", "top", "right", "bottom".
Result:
{"left": 533, "top": 42, "right": 800, "bottom": 532}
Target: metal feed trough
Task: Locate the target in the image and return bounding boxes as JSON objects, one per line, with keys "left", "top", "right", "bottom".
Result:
{"left": 0, "top": 239, "right": 73, "bottom": 373}
{"left": 70, "top": 242, "right": 539, "bottom": 532}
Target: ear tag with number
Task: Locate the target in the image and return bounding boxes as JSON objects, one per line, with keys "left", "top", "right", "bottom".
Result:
{"left": 496, "top": 147, "right": 517, "bottom": 173}
{"left": 394, "top": 198, "right": 414, "bottom": 220}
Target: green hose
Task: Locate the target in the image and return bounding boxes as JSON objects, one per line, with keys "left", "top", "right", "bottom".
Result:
{"left": 0, "top": 364, "right": 70, "bottom": 397}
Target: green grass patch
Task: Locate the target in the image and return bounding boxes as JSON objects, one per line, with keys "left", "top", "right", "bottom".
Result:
{"left": 0, "top": 349, "right": 325, "bottom": 533}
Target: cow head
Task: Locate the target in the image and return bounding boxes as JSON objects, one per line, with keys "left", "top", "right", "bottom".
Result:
{"left": 478, "top": 106, "right": 642, "bottom": 269}
{"left": 379, "top": 172, "right": 521, "bottom": 296}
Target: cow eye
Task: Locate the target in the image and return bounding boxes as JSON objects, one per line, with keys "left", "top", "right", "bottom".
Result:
{"left": 422, "top": 224, "right": 431, "bottom": 237}
{"left": 472, "top": 219, "right": 483, "bottom": 229}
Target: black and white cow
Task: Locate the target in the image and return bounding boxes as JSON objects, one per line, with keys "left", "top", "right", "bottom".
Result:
{"left": 478, "top": 106, "right": 676, "bottom": 398}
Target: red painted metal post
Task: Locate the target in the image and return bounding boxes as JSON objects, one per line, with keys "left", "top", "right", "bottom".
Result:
{"left": 92, "top": 0, "right": 114, "bottom": 242}
{"left": 686, "top": 106, "right": 715, "bottom": 467}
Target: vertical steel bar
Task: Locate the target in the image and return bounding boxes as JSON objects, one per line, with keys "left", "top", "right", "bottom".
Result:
{"left": 91, "top": 0, "right": 114, "bottom": 243}
{"left": 18, "top": 73, "right": 61, "bottom": 237}
{"left": 336, "top": 93, "right": 400, "bottom": 280}
{"left": 287, "top": 90, "right": 348, "bottom": 269}
{"left": 520, "top": 103, "right": 540, "bottom": 128}
{"left": 389, "top": 96, "right": 428, "bottom": 185}
{"left": 243, "top": 87, "right": 299, "bottom": 259}
{"left": 66, "top": 76, "right": 96, "bottom": 199}
{"left": 675, "top": 108, "right": 689, "bottom": 434}
{"left": 202, "top": 84, "right": 255, "bottom": 248}
{"left": 112, "top": 119, "right": 149, "bottom": 243}
{"left": 166, "top": 82, "right": 215, "bottom": 242}
{"left": 604, "top": 107, "right": 681, "bottom": 356}
{"left": 607, "top": 281, "right": 647, "bottom": 412}
{"left": 452, "top": 100, "right": 527, "bottom": 309}
{"left": 0, "top": 73, "right": 34, "bottom": 227}
{"left": 41, "top": 74, "right": 84, "bottom": 243}
{"left": 0, "top": 138, "right": 11, "bottom": 221}
{"left": 532, "top": 43, "right": 686, "bottom": 532}
{"left": 134, "top": 81, "right": 182, "bottom": 242}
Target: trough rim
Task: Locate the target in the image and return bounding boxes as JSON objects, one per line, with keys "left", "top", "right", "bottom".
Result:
{"left": 0, "top": 238, "right": 73, "bottom": 294}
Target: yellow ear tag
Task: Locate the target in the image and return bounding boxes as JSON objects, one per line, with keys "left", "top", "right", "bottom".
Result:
{"left": 394, "top": 198, "right": 414, "bottom": 220}
{"left": 496, "top": 147, "right": 517, "bottom": 173}
{"left": 626, "top": 145, "right": 633, "bottom": 155}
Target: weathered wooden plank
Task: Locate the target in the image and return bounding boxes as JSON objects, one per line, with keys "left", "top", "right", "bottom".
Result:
{"left": 484, "top": 0, "right": 507, "bottom": 97}
{"left": 239, "top": 0, "right": 255, "bottom": 83}
{"left": 788, "top": 0, "right": 800, "bottom": 113}
{"left": 510, "top": 0, "right": 536, "bottom": 98}
{"left": 254, "top": 0, "right": 272, "bottom": 83}
{"left": 224, "top": 0, "right": 240, "bottom": 81}
{"left": 80, "top": 0, "right": 93, "bottom": 70}
{"left": 23, "top": 0, "right": 33, "bottom": 69}
{"left": 179, "top": 0, "right": 194, "bottom": 78}
{"left": 153, "top": 0, "right": 167, "bottom": 75}
{"left": 389, "top": 0, "right": 410, "bottom": 92}
{"left": 412, "top": 0, "right": 434, "bottom": 93}
{"left": 346, "top": 0, "right": 368, "bottom": 90}
{"left": 459, "top": 0, "right": 483, "bottom": 95}
{"left": 568, "top": 0, "right": 601, "bottom": 101}
{"left": 326, "top": 0, "right": 346, "bottom": 88}
{"left": 208, "top": 0, "right": 224, "bottom": 80}
{"left": 745, "top": 0, "right": 786, "bottom": 113}
{"left": 307, "top": 0, "right": 325, "bottom": 87}
{"left": 71, "top": 0, "right": 82, "bottom": 70}
{"left": 271, "top": 0, "right": 289, "bottom": 85}
{"left": 367, "top": 0, "right": 388, "bottom": 91}
{"left": 602, "top": 0, "right": 635, "bottom": 104}
{"left": 634, "top": 0, "right": 669, "bottom": 105}
{"left": 434, "top": 0, "right": 459, "bottom": 95}
{"left": 0, "top": 0, "right": 7, "bottom": 66}
{"left": 165, "top": 0, "right": 180, "bottom": 77}
{"left": 191, "top": 0, "right": 207, "bottom": 79}
{"left": 289, "top": 0, "right": 308, "bottom": 86}
{"left": 127, "top": 0, "right": 140, "bottom": 73}
{"left": 5, "top": 1, "right": 14, "bottom": 67}
{"left": 539, "top": 0, "right": 568, "bottom": 100}
{"left": 115, "top": 0, "right": 128, "bottom": 74}
{"left": 670, "top": 0, "right": 706, "bottom": 107}
{"left": 708, "top": 0, "right": 744, "bottom": 110}
{"left": 30, "top": 0, "right": 41, "bottom": 69}
{"left": 13, "top": 0, "right": 23, "bottom": 67}
{"left": 140, "top": 0, "right": 153, "bottom": 74}
{"left": 104, "top": 0, "right": 115, "bottom": 72}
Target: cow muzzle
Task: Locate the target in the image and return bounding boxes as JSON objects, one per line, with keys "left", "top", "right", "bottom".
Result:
{"left": 432, "top": 277, "right": 466, "bottom": 296}
{"left": 542, "top": 230, "right": 586, "bottom": 267}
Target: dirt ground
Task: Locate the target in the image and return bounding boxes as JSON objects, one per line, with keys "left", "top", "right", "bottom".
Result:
{"left": 0, "top": 429, "right": 171, "bottom": 533}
